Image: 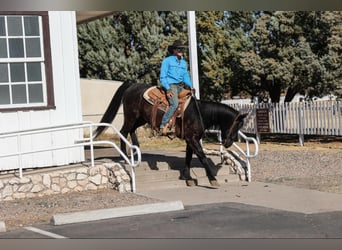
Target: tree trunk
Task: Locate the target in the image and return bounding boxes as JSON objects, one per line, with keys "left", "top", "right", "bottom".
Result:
{"left": 284, "top": 87, "right": 298, "bottom": 103}
{"left": 267, "top": 81, "right": 281, "bottom": 103}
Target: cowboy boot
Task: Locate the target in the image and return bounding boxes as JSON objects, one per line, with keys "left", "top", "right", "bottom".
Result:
{"left": 161, "top": 123, "right": 169, "bottom": 136}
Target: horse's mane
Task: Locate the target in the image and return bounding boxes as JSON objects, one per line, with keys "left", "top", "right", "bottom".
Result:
{"left": 199, "top": 100, "right": 239, "bottom": 130}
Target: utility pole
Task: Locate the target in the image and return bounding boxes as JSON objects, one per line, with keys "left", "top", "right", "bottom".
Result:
{"left": 187, "top": 11, "right": 200, "bottom": 99}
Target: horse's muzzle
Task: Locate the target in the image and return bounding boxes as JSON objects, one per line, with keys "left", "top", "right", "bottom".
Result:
{"left": 223, "top": 139, "right": 234, "bottom": 148}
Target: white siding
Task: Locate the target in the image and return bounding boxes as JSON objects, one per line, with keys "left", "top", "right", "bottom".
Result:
{"left": 0, "top": 11, "right": 84, "bottom": 171}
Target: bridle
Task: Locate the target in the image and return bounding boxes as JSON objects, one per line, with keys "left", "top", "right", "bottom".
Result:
{"left": 222, "top": 113, "right": 241, "bottom": 147}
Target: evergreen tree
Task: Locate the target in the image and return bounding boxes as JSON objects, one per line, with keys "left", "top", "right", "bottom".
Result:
{"left": 78, "top": 11, "right": 188, "bottom": 85}
{"left": 78, "top": 11, "right": 341, "bottom": 102}
{"left": 227, "top": 11, "right": 342, "bottom": 102}
{"left": 78, "top": 17, "right": 121, "bottom": 79}
{"left": 222, "top": 11, "right": 256, "bottom": 99}
{"left": 196, "top": 11, "right": 235, "bottom": 101}
{"left": 319, "top": 11, "right": 342, "bottom": 98}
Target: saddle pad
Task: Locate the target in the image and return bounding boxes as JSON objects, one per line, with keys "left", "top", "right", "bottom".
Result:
{"left": 143, "top": 86, "right": 192, "bottom": 112}
{"left": 143, "top": 86, "right": 168, "bottom": 110}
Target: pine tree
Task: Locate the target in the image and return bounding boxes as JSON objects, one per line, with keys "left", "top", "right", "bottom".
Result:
{"left": 320, "top": 11, "right": 342, "bottom": 98}
{"left": 78, "top": 11, "right": 188, "bottom": 85}
{"left": 222, "top": 11, "right": 256, "bottom": 99}
{"left": 196, "top": 11, "right": 233, "bottom": 101}
{"left": 77, "top": 11, "right": 341, "bottom": 102}
{"left": 226, "top": 11, "right": 341, "bottom": 102}
{"left": 78, "top": 17, "right": 122, "bottom": 79}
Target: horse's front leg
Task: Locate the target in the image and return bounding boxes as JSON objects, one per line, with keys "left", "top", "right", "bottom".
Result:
{"left": 179, "top": 144, "right": 197, "bottom": 186}
{"left": 187, "top": 138, "right": 221, "bottom": 187}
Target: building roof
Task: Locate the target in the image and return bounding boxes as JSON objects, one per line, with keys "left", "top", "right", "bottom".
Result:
{"left": 76, "top": 11, "right": 117, "bottom": 24}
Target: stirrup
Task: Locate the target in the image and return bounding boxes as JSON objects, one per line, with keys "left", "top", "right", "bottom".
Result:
{"left": 161, "top": 126, "right": 169, "bottom": 136}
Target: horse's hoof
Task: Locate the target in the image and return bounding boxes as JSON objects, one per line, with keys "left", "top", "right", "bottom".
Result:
{"left": 186, "top": 179, "right": 198, "bottom": 187}
{"left": 209, "top": 179, "right": 220, "bottom": 186}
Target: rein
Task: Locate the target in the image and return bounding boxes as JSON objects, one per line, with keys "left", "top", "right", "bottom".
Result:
{"left": 223, "top": 113, "right": 240, "bottom": 146}
{"left": 166, "top": 94, "right": 202, "bottom": 139}
{"left": 192, "top": 94, "right": 205, "bottom": 135}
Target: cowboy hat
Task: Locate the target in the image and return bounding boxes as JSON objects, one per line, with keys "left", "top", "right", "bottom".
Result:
{"left": 170, "top": 39, "right": 188, "bottom": 49}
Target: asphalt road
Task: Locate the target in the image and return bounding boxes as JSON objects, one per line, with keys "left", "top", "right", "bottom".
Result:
{"left": 2, "top": 202, "right": 342, "bottom": 239}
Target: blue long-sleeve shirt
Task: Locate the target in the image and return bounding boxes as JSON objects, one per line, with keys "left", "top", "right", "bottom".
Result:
{"left": 159, "top": 55, "right": 193, "bottom": 91}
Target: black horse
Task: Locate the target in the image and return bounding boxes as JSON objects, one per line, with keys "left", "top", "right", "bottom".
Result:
{"left": 94, "top": 81, "right": 247, "bottom": 186}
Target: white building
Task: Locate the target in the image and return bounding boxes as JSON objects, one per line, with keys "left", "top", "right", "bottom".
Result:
{"left": 0, "top": 11, "right": 113, "bottom": 172}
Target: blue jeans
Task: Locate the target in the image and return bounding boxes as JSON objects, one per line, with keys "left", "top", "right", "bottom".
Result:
{"left": 160, "top": 84, "right": 184, "bottom": 128}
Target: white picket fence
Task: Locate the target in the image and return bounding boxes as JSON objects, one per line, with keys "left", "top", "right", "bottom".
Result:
{"left": 229, "top": 100, "right": 342, "bottom": 145}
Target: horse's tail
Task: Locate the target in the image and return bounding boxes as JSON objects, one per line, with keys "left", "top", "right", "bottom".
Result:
{"left": 93, "top": 81, "right": 133, "bottom": 138}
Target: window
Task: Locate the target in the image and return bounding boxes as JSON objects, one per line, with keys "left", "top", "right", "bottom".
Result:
{"left": 0, "top": 12, "right": 54, "bottom": 111}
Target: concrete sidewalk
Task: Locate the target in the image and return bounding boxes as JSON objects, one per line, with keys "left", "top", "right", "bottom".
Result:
{"left": 138, "top": 181, "right": 342, "bottom": 214}
{"left": 2, "top": 181, "right": 342, "bottom": 233}
{"left": 48, "top": 181, "right": 342, "bottom": 228}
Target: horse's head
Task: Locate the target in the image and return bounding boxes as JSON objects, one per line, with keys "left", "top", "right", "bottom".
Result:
{"left": 222, "top": 112, "right": 248, "bottom": 148}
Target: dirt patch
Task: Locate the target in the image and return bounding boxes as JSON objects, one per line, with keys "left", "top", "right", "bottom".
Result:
{"left": 0, "top": 189, "right": 160, "bottom": 231}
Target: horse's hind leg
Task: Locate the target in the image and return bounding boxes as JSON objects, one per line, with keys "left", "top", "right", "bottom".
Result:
{"left": 119, "top": 131, "right": 139, "bottom": 156}
{"left": 130, "top": 131, "right": 140, "bottom": 147}
{"left": 119, "top": 129, "right": 129, "bottom": 155}
{"left": 129, "top": 131, "right": 140, "bottom": 157}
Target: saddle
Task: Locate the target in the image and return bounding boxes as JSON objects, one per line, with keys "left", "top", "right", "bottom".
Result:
{"left": 143, "top": 86, "right": 192, "bottom": 133}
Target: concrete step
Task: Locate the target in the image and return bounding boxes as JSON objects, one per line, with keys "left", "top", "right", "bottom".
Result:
{"left": 133, "top": 163, "right": 241, "bottom": 191}
{"left": 134, "top": 168, "right": 181, "bottom": 182}
{"left": 87, "top": 148, "right": 243, "bottom": 191}
{"left": 135, "top": 165, "right": 239, "bottom": 181}
{"left": 135, "top": 179, "right": 187, "bottom": 191}
{"left": 122, "top": 149, "right": 243, "bottom": 191}
{"left": 135, "top": 173, "right": 240, "bottom": 191}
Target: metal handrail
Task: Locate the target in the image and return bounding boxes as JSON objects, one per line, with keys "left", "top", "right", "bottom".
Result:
{"left": 233, "top": 130, "right": 259, "bottom": 182}
{"left": 82, "top": 122, "right": 141, "bottom": 192}
{"left": 205, "top": 129, "right": 258, "bottom": 182}
{"left": 0, "top": 122, "right": 141, "bottom": 192}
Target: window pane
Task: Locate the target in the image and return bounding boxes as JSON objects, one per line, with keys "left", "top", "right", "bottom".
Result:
{"left": 0, "top": 85, "right": 10, "bottom": 104}
{"left": 28, "top": 84, "right": 43, "bottom": 103}
{"left": 7, "top": 16, "right": 22, "bottom": 36}
{"left": 9, "top": 38, "right": 24, "bottom": 58}
{"left": 10, "top": 63, "right": 25, "bottom": 82}
{"left": 27, "top": 62, "right": 42, "bottom": 81}
{"left": 0, "top": 16, "right": 5, "bottom": 36}
{"left": 25, "top": 38, "right": 41, "bottom": 57}
{"left": 24, "top": 16, "right": 39, "bottom": 36}
{"left": 12, "top": 84, "right": 27, "bottom": 104}
{"left": 0, "top": 12, "right": 53, "bottom": 110}
{"left": 0, "top": 63, "right": 8, "bottom": 82}
{"left": 0, "top": 38, "right": 8, "bottom": 58}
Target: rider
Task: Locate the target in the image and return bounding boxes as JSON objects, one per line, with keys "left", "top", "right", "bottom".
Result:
{"left": 159, "top": 39, "right": 194, "bottom": 135}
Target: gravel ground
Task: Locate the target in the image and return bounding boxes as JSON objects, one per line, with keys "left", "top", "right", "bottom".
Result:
{"left": 1, "top": 138, "right": 341, "bottom": 232}
{"left": 251, "top": 142, "right": 342, "bottom": 193}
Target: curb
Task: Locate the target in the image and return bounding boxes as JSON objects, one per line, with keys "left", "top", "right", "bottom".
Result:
{"left": 51, "top": 200, "right": 184, "bottom": 226}
{"left": 0, "top": 221, "right": 6, "bottom": 232}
